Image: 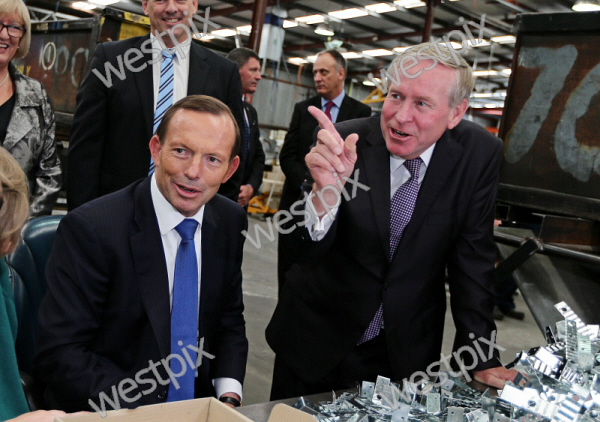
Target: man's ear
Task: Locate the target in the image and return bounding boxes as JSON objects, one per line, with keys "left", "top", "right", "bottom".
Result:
{"left": 149, "top": 135, "right": 161, "bottom": 168}
{"left": 222, "top": 156, "right": 240, "bottom": 184}
{"left": 447, "top": 98, "right": 469, "bottom": 130}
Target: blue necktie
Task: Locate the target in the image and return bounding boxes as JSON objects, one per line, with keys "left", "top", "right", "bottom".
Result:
{"left": 358, "top": 158, "right": 422, "bottom": 344}
{"left": 167, "top": 218, "right": 199, "bottom": 402}
{"left": 149, "top": 50, "right": 176, "bottom": 175}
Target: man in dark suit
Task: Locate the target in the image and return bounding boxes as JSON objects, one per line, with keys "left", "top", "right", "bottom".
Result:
{"left": 226, "top": 48, "right": 266, "bottom": 208}
{"left": 278, "top": 49, "right": 371, "bottom": 294}
{"left": 34, "top": 96, "right": 248, "bottom": 412}
{"left": 267, "top": 43, "right": 518, "bottom": 400}
{"left": 67, "top": 0, "right": 245, "bottom": 211}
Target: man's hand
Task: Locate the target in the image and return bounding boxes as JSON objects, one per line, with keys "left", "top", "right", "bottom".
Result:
{"left": 305, "top": 106, "right": 359, "bottom": 215}
{"left": 219, "top": 392, "right": 242, "bottom": 408}
{"left": 238, "top": 185, "right": 254, "bottom": 207}
{"left": 474, "top": 366, "right": 520, "bottom": 389}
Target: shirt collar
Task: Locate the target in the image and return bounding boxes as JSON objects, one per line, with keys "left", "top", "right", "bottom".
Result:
{"left": 150, "top": 32, "right": 192, "bottom": 59}
{"left": 321, "top": 90, "right": 345, "bottom": 109}
{"left": 389, "top": 142, "right": 436, "bottom": 174}
{"left": 151, "top": 174, "right": 204, "bottom": 236}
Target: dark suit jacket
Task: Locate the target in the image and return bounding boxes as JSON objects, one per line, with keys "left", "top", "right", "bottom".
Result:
{"left": 67, "top": 35, "right": 245, "bottom": 211}
{"left": 242, "top": 101, "right": 265, "bottom": 193}
{"left": 267, "top": 115, "right": 503, "bottom": 384}
{"left": 278, "top": 94, "right": 371, "bottom": 212}
{"left": 33, "top": 178, "right": 248, "bottom": 412}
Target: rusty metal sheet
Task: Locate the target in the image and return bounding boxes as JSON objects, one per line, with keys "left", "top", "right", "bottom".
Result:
{"left": 498, "top": 11, "right": 600, "bottom": 221}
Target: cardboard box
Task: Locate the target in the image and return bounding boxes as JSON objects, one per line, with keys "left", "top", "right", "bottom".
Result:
{"left": 266, "top": 403, "right": 317, "bottom": 422}
{"left": 56, "top": 397, "right": 253, "bottom": 422}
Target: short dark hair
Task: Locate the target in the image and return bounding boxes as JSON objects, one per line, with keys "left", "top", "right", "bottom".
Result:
{"left": 316, "top": 49, "right": 347, "bottom": 77}
{"left": 227, "top": 47, "right": 260, "bottom": 69}
{"left": 155, "top": 95, "right": 240, "bottom": 161}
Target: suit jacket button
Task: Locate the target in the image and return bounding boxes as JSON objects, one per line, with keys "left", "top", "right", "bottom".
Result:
{"left": 383, "top": 283, "right": 390, "bottom": 290}
{"left": 158, "top": 390, "right": 167, "bottom": 400}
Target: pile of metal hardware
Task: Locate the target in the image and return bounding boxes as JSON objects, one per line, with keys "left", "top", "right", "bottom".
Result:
{"left": 292, "top": 302, "right": 600, "bottom": 422}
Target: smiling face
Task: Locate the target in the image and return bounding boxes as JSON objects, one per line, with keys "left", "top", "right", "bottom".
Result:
{"left": 380, "top": 60, "right": 468, "bottom": 159}
{"left": 239, "top": 57, "right": 261, "bottom": 95}
{"left": 150, "top": 109, "right": 239, "bottom": 216}
{"left": 142, "top": 0, "right": 198, "bottom": 48}
{"left": 313, "top": 52, "right": 345, "bottom": 101}
{"left": 0, "top": 10, "right": 23, "bottom": 68}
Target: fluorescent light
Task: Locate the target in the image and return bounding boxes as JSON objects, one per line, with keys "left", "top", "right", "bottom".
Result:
{"left": 89, "top": 0, "right": 119, "bottom": 5}
{"left": 341, "top": 52, "right": 362, "bottom": 59}
{"left": 196, "top": 34, "right": 214, "bottom": 41}
{"left": 329, "top": 8, "right": 368, "bottom": 19}
{"left": 472, "top": 93, "right": 494, "bottom": 98}
{"left": 236, "top": 25, "right": 252, "bottom": 34}
{"left": 490, "top": 35, "right": 516, "bottom": 44}
{"left": 472, "top": 39, "right": 491, "bottom": 47}
{"left": 473, "top": 70, "right": 499, "bottom": 76}
{"left": 363, "top": 80, "right": 376, "bottom": 86}
{"left": 484, "top": 103, "right": 498, "bottom": 108}
{"left": 573, "top": 0, "right": 600, "bottom": 11}
{"left": 72, "top": 1, "right": 96, "bottom": 9}
{"left": 365, "top": 3, "right": 397, "bottom": 13}
{"left": 447, "top": 41, "right": 464, "bottom": 49}
{"left": 295, "top": 14, "right": 325, "bottom": 24}
{"left": 501, "top": 69, "right": 512, "bottom": 76}
{"left": 211, "top": 29, "right": 237, "bottom": 37}
{"left": 393, "top": 46, "right": 411, "bottom": 53}
{"left": 288, "top": 57, "right": 309, "bottom": 65}
{"left": 394, "top": 0, "right": 426, "bottom": 8}
{"left": 307, "top": 55, "right": 318, "bottom": 62}
{"left": 314, "top": 23, "right": 334, "bottom": 36}
{"left": 362, "top": 49, "right": 394, "bottom": 57}
{"left": 283, "top": 20, "right": 298, "bottom": 28}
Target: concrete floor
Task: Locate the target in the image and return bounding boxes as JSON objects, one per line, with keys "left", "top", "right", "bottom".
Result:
{"left": 240, "top": 216, "right": 546, "bottom": 405}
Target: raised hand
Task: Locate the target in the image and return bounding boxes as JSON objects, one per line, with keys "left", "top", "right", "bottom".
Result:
{"left": 305, "top": 106, "right": 359, "bottom": 215}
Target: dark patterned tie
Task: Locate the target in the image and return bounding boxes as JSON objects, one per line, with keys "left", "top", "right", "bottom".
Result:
{"left": 358, "top": 157, "right": 422, "bottom": 344}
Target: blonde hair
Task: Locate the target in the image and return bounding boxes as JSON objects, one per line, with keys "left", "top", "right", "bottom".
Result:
{"left": 0, "top": 147, "right": 29, "bottom": 254}
{"left": 390, "top": 42, "right": 474, "bottom": 107}
{"left": 0, "top": 0, "right": 31, "bottom": 58}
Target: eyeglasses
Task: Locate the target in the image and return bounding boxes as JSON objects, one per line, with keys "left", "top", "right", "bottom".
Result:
{"left": 0, "top": 23, "right": 26, "bottom": 38}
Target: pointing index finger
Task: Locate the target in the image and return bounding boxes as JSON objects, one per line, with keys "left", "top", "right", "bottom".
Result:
{"left": 308, "top": 105, "right": 338, "bottom": 134}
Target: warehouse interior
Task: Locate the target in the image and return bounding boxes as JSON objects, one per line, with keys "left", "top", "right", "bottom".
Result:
{"left": 4, "top": 0, "right": 600, "bottom": 419}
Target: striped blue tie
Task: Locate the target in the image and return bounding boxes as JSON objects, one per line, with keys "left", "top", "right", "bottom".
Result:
{"left": 149, "top": 50, "right": 176, "bottom": 175}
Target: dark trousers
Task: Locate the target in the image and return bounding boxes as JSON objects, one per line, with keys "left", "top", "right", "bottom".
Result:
{"left": 270, "top": 332, "right": 393, "bottom": 401}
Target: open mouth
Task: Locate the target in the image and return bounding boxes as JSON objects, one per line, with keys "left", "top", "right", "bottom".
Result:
{"left": 176, "top": 184, "right": 200, "bottom": 195}
{"left": 391, "top": 128, "right": 410, "bottom": 137}
{"left": 0, "top": 44, "right": 9, "bottom": 49}
{"left": 164, "top": 17, "right": 183, "bottom": 24}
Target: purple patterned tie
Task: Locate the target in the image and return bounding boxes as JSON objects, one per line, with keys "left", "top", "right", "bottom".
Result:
{"left": 358, "top": 157, "right": 422, "bottom": 345}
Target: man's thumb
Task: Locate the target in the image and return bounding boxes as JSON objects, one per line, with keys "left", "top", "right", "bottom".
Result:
{"left": 344, "top": 133, "right": 359, "bottom": 158}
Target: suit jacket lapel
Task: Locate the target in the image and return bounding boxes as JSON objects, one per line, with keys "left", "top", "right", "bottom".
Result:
{"left": 199, "top": 200, "right": 219, "bottom": 336}
{"left": 336, "top": 95, "right": 353, "bottom": 123}
{"left": 359, "top": 118, "right": 392, "bottom": 260}
{"left": 132, "top": 35, "right": 155, "bottom": 142}
{"left": 392, "top": 130, "right": 463, "bottom": 262}
{"left": 130, "top": 178, "right": 171, "bottom": 358}
{"left": 187, "top": 43, "right": 208, "bottom": 95}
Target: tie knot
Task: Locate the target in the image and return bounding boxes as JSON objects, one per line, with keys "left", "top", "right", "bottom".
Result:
{"left": 175, "top": 219, "right": 198, "bottom": 241}
{"left": 404, "top": 157, "right": 421, "bottom": 178}
{"left": 325, "top": 101, "right": 334, "bottom": 112}
{"left": 162, "top": 50, "right": 176, "bottom": 60}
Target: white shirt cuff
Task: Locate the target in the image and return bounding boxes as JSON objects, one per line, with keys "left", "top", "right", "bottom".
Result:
{"left": 305, "top": 199, "right": 339, "bottom": 241}
{"left": 213, "top": 377, "right": 243, "bottom": 402}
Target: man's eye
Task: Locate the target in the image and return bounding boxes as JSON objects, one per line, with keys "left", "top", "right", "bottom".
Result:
{"left": 175, "top": 148, "right": 185, "bottom": 154}
{"left": 208, "top": 157, "right": 220, "bottom": 163}
{"left": 417, "top": 101, "right": 427, "bottom": 107}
